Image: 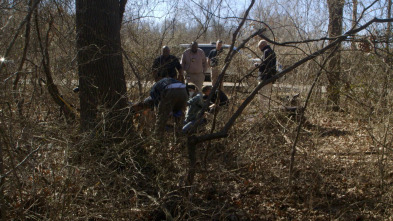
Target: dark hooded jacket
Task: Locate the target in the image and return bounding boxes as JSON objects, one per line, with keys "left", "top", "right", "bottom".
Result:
{"left": 258, "top": 45, "right": 277, "bottom": 81}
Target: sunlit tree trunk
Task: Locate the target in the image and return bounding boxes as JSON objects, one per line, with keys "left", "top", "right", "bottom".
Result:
{"left": 327, "top": 0, "right": 344, "bottom": 111}
{"left": 382, "top": 0, "right": 392, "bottom": 107}
{"left": 387, "top": 0, "right": 392, "bottom": 52}
{"left": 351, "top": 0, "right": 358, "bottom": 50}
{"left": 76, "top": 0, "right": 131, "bottom": 134}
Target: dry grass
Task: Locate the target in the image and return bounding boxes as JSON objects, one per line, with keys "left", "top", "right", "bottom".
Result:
{"left": 1, "top": 81, "right": 393, "bottom": 220}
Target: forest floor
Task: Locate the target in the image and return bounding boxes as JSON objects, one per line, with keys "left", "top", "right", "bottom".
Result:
{"left": 163, "top": 105, "right": 393, "bottom": 220}
{"left": 3, "top": 93, "right": 393, "bottom": 220}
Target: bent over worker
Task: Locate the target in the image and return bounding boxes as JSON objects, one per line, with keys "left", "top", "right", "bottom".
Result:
{"left": 149, "top": 78, "right": 188, "bottom": 138}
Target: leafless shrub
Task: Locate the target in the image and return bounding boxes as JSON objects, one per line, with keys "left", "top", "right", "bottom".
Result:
{"left": 1, "top": 0, "right": 393, "bottom": 220}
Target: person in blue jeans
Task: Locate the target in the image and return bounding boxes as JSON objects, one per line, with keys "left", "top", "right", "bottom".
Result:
{"left": 148, "top": 78, "right": 188, "bottom": 138}
{"left": 182, "top": 83, "right": 206, "bottom": 133}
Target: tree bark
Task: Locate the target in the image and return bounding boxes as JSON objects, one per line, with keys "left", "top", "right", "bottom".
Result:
{"left": 387, "top": 0, "right": 392, "bottom": 52}
{"left": 382, "top": 0, "right": 392, "bottom": 107}
{"left": 327, "top": 0, "right": 344, "bottom": 111}
{"left": 351, "top": 0, "right": 358, "bottom": 50}
{"left": 76, "top": 0, "right": 131, "bottom": 134}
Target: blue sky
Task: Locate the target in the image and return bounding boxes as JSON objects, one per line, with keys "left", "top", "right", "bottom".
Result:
{"left": 123, "top": 0, "right": 390, "bottom": 40}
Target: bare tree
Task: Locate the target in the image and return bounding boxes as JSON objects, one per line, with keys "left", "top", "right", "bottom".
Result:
{"left": 326, "top": 0, "right": 344, "bottom": 111}
{"left": 351, "top": 0, "right": 358, "bottom": 50}
{"left": 387, "top": 0, "right": 392, "bottom": 52}
{"left": 76, "top": 0, "right": 132, "bottom": 135}
{"left": 185, "top": 0, "right": 393, "bottom": 184}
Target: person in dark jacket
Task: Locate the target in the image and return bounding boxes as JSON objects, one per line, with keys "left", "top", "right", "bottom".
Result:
{"left": 257, "top": 40, "right": 277, "bottom": 81}
{"left": 143, "top": 78, "right": 188, "bottom": 138}
{"left": 256, "top": 40, "right": 276, "bottom": 111}
{"left": 202, "top": 86, "right": 229, "bottom": 113}
{"left": 207, "top": 40, "right": 224, "bottom": 86}
{"left": 152, "top": 46, "right": 184, "bottom": 82}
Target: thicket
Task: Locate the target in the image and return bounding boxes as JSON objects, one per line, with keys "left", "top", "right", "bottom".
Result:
{"left": 1, "top": 0, "right": 393, "bottom": 220}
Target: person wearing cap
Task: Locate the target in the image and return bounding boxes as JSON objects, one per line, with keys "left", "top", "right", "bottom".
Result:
{"left": 152, "top": 46, "right": 184, "bottom": 82}
{"left": 180, "top": 41, "right": 207, "bottom": 91}
{"left": 256, "top": 40, "right": 277, "bottom": 110}
{"left": 207, "top": 40, "right": 224, "bottom": 86}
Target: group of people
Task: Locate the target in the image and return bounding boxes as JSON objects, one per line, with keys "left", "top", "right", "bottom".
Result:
{"left": 136, "top": 78, "right": 229, "bottom": 139}
{"left": 137, "top": 39, "right": 276, "bottom": 139}
{"left": 152, "top": 41, "right": 221, "bottom": 90}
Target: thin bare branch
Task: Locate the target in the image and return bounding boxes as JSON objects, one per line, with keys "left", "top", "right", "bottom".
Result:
{"left": 0, "top": 146, "right": 41, "bottom": 179}
{"left": 192, "top": 16, "right": 393, "bottom": 146}
{"left": 0, "top": 0, "right": 40, "bottom": 75}
{"left": 289, "top": 47, "right": 338, "bottom": 185}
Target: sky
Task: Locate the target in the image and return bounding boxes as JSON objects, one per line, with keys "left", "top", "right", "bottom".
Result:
{"left": 125, "top": 0, "right": 390, "bottom": 36}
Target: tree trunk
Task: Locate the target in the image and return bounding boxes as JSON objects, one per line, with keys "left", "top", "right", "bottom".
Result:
{"left": 327, "top": 0, "right": 344, "bottom": 111}
{"left": 76, "top": 0, "right": 131, "bottom": 135}
{"left": 387, "top": 0, "right": 392, "bottom": 52}
{"left": 382, "top": 0, "right": 392, "bottom": 107}
{"left": 351, "top": 0, "right": 358, "bottom": 50}
{"left": 0, "top": 128, "right": 5, "bottom": 221}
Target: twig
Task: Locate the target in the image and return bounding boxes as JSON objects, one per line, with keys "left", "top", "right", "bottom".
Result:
{"left": 0, "top": 0, "right": 41, "bottom": 74}
{"left": 35, "top": 10, "right": 76, "bottom": 122}
{"left": 122, "top": 49, "right": 143, "bottom": 98}
{"left": 0, "top": 146, "right": 41, "bottom": 179}
{"left": 289, "top": 48, "right": 336, "bottom": 185}
{"left": 186, "top": 12, "right": 393, "bottom": 185}
{"left": 12, "top": 0, "right": 34, "bottom": 91}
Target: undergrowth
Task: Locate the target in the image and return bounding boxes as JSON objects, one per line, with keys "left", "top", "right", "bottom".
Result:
{"left": 1, "top": 92, "right": 393, "bottom": 220}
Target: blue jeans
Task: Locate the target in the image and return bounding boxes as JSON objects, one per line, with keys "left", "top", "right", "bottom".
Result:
{"left": 182, "top": 118, "right": 207, "bottom": 133}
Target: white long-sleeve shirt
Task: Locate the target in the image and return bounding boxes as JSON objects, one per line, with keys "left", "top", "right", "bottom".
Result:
{"left": 180, "top": 48, "right": 207, "bottom": 73}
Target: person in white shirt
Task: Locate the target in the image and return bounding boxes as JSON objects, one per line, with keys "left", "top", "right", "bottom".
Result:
{"left": 181, "top": 42, "right": 207, "bottom": 90}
